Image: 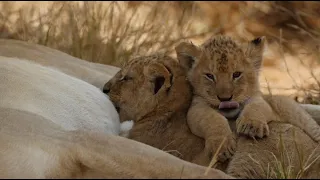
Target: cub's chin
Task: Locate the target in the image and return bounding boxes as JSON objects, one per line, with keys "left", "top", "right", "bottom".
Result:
{"left": 218, "top": 103, "right": 246, "bottom": 132}
{"left": 218, "top": 108, "right": 242, "bottom": 121}
{"left": 218, "top": 108, "right": 241, "bottom": 132}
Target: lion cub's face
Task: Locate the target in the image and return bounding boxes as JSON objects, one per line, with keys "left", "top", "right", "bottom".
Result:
{"left": 103, "top": 54, "right": 192, "bottom": 122}
{"left": 175, "top": 35, "right": 265, "bottom": 119}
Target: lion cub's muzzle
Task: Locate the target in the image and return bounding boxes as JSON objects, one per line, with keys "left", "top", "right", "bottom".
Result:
{"left": 102, "top": 82, "right": 120, "bottom": 113}
{"left": 102, "top": 82, "right": 111, "bottom": 94}
{"left": 217, "top": 97, "right": 251, "bottom": 121}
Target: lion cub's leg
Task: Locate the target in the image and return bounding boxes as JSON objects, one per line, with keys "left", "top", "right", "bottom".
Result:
{"left": 237, "top": 94, "right": 320, "bottom": 142}
{"left": 188, "top": 97, "right": 236, "bottom": 163}
{"left": 264, "top": 95, "right": 320, "bottom": 142}
{"left": 236, "top": 95, "right": 275, "bottom": 138}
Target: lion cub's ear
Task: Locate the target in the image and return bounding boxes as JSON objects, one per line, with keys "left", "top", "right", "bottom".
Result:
{"left": 245, "top": 36, "right": 266, "bottom": 72}
{"left": 175, "top": 41, "right": 201, "bottom": 71}
{"left": 144, "top": 62, "right": 172, "bottom": 95}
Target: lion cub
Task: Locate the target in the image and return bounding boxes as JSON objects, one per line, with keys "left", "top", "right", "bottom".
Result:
{"left": 103, "top": 54, "right": 211, "bottom": 166}
{"left": 175, "top": 35, "right": 320, "bottom": 163}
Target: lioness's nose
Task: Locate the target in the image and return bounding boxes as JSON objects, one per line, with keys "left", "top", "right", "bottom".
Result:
{"left": 217, "top": 95, "right": 233, "bottom": 102}
{"left": 103, "top": 83, "right": 110, "bottom": 94}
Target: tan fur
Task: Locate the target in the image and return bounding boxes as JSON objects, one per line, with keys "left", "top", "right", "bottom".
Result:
{"left": 104, "top": 52, "right": 320, "bottom": 178}
{"left": 227, "top": 122, "right": 320, "bottom": 178}
{"left": 104, "top": 54, "right": 210, "bottom": 165}
{"left": 0, "top": 39, "right": 120, "bottom": 90}
{"left": 2, "top": 39, "right": 319, "bottom": 178}
{"left": 175, "top": 35, "right": 320, "bottom": 163}
{"left": 174, "top": 35, "right": 320, "bottom": 178}
{"left": 0, "top": 107, "right": 231, "bottom": 179}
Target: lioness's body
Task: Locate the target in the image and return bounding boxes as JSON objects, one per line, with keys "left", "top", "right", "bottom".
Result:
{"left": 0, "top": 107, "right": 230, "bottom": 178}
{"left": 229, "top": 122, "right": 320, "bottom": 178}
{"left": 0, "top": 58, "right": 120, "bottom": 134}
{"left": 0, "top": 39, "right": 119, "bottom": 90}
{"left": 302, "top": 104, "right": 320, "bottom": 124}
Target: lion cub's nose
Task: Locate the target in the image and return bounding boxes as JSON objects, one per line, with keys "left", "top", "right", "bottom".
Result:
{"left": 217, "top": 95, "right": 233, "bottom": 102}
{"left": 103, "top": 88, "right": 110, "bottom": 94}
{"left": 103, "top": 83, "right": 110, "bottom": 94}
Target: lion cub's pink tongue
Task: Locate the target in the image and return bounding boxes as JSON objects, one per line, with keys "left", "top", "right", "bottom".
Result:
{"left": 219, "top": 101, "right": 239, "bottom": 109}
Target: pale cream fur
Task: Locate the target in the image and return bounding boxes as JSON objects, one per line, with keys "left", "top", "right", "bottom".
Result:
{"left": 0, "top": 107, "right": 231, "bottom": 178}
{"left": 0, "top": 57, "right": 120, "bottom": 134}
{"left": 0, "top": 41, "right": 232, "bottom": 178}
{"left": 0, "top": 39, "right": 120, "bottom": 90}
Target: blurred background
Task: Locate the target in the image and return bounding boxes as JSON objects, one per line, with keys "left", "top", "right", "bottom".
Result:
{"left": 0, "top": 1, "right": 319, "bottom": 104}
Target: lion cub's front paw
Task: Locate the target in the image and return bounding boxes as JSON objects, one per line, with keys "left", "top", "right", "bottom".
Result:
{"left": 205, "top": 134, "right": 236, "bottom": 163}
{"left": 236, "top": 115, "right": 269, "bottom": 138}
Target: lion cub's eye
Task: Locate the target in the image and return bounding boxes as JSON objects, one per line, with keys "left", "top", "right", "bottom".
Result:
{"left": 119, "top": 75, "right": 132, "bottom": 81}
{"left": 205, "top": 73, "right": 216, "bottom": 82}
{"left": 232, "top": 72, "right": 242, "bottom": 79}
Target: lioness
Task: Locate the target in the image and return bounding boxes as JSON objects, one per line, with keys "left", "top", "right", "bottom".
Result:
{"left": 104, "top": 51, "right": 320, "bottom": 178}
{"left": 175, "top": 35, "right": 320, "bottom": 163}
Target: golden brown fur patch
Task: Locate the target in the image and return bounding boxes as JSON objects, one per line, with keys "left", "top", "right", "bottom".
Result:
{"left": 104, "top": 54, "right": 209, "bottom": 164}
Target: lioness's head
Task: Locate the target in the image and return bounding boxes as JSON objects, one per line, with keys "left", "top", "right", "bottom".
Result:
{"left": 103, "top": 54, "right": 192, "bottom": 122}
{"left": 175, "top": 35, "right": 265, "bottom": 119}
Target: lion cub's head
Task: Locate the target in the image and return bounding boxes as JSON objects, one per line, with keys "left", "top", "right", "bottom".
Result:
{"left": 175, "top": 35, "right": 266, "bottom": 119}
{"left": 103, "top": 54, "right": 192, "bottom": 122}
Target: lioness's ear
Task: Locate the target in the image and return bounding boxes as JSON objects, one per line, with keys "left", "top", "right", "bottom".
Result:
{"left": 144, "top": 62, "right": 172, "bottom": 95}
{"left": 244, "top": 36, "right": 266, "bottom": 72}
{"left": 175, "top": 41, "right": 201, "bottom": 71}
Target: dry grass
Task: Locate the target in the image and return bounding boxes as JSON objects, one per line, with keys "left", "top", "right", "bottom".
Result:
{"left": 0, "top": 1, "right": 215, "bottom": 66}
{"left": 202, "top": 130, "right": 320, "bottom": 179}
{"left": 247, "top": 130, "right": 320, "bottom": 179}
